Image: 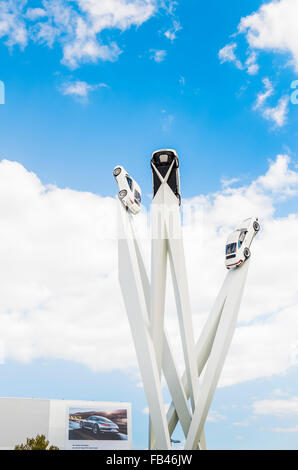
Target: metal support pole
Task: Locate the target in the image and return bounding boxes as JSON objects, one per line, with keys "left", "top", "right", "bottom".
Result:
{"left": 185, "top": 260, "right": 250, "bottom": 449}
{"left": 118, "top": 200, "right": 171, "bottom": 449}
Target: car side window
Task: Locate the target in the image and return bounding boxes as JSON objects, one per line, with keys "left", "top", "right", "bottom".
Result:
{"left": 134, "top": 190, "right": 141, "bottom": 205}
{"left": 126, "top": 176, "right": 133, "bottom": 191}
{"left": 238, "top": 231, "right": 247, "bottom": 247}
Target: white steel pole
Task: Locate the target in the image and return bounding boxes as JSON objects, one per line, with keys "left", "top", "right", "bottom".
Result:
{"left": 184, "top": 260, "right": 250, "bottom": 450}
{"left": 130, "top": 219, "right": 194, "bottom": 444}
{"left": 118, "top": 200, "right": 171, "bottom": 449}
{"left": 166, "top": 270, "right": 231, "bottom": 439}
{"left": 151, "top": 180, "right": 199, "bottom": 414}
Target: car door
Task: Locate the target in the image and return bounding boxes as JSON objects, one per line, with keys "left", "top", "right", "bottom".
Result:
{"left": 85, "top": 416, "right": 94, "bottom": 429}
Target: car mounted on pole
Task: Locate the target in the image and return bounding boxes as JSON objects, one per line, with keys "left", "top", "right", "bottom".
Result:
{"left": 151, "top": 149, "right": 181, "bottom": 205}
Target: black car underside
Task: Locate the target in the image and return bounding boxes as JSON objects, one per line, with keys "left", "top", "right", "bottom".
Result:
{"left": 151, "top": 150, "right": 180, "bottom": 201}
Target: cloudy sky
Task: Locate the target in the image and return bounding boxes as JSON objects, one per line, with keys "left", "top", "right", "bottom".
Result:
{"left": 0, "top": 0, "right": 298, "bottom": 450}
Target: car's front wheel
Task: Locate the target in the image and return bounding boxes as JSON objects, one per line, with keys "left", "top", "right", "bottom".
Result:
{"left": 253, "top": 221, "right": 260, "bottom": 232}
{"left": 113, "top": 167, "right": 122, "bottom": 177}
{"left": 93, "top": 424, "right": 99, "bottom": 435}
{"left": 244, "top": 247, "right": 251, "bottom": 259}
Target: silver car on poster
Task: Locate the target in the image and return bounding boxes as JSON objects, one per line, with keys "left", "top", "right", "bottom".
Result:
{"left": 80, "top": 415, "right": 119, "bottom": 435}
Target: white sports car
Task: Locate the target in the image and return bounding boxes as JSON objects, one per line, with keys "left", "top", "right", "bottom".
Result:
{"left": 225, "top": 217, "right": 260, "bottom": 269}
{"left": 113, "top": 165, "right": 142, "bottom": 215}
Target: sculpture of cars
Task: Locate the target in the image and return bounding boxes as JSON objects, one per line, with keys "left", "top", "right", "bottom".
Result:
{"left": 150, "top": 149, "right": 181, "bottom": 204}
{"left": 113, "top": 165, "right": 142, "bottom": 215}
{"left": 80, "top": 415, "right": 120, "bottom": 435}
{"left": 225, "top": 217, "right": 260, "bottom": 269}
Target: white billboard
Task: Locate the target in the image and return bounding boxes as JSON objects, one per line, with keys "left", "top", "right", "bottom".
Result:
{"left": 0, "top": 398, "right": 132, "bottom": 450}
{"left": 67, "top": 405, "right": 130, "bottom": 450}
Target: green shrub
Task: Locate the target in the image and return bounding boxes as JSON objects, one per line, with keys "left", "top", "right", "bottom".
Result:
{"left": 14, "top": 434, "right": 59, "bottom": 450}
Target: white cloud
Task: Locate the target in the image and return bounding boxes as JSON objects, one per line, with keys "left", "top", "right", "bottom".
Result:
{"left": 218, "top": 43, "right": 243, "bottom": 70}
{"left": 245, "top": 51, "right": 259, "bottom": 75}
{"left": 206, "top": 410, "right": 226, "bottom": 423}
{"left": 219, "top": 0, "right": 298, "bottom": 80}
{"left": 233, "top": 421, "right": 251, "bottom": 427}
{"left": 162, "top": 0, "right": 178, "bottom": 16}
{"left": 252, "top": 397, "right": 298, "bottom": 417}
{"left": 150, "top": 48, "right": 166, "bottom": 63}
{"left": 219, "top": 1, "right": 296, "bottom": 126}
{"left": 257, "top": 154, "right": 298, "bottom": 195}
{"left": 254, "top": 78, "right": 274, "bottom": 110}
{"left": 221, "top": 177, "right": 240, "bottom": 188}
{"left": 262, "top": 95, "right": 289, "bottom": 128}
{"left": 253, "top": 78, "right": 289, "bottom": 127}
{"left": 26, "top": 7, "right": 47, "bottom": 20}
{"left": 0, "top": 0, "right": 164, "bottom": 68}
{"left": 239, "top": 0, "right": 298, "bottom": 72}
{"left": 60, "top": 80, "right": 108, "bottom": 99}
{"left": 272, "top": 389, "right": 289, "bottom": 397}
{"left": 270, "top": 426, "right": 298, "bottom": 433}
{"left": 164, "top": 19, "right": 181, "bottom": 41}
{"left": 0, "top": 155, "right": 298, "bottom": 390}
{"left": 0, "top": 0, "right": 27, "bottom": 48}
{"left": 218, "top": 44, "right": 259, "bottom": 75}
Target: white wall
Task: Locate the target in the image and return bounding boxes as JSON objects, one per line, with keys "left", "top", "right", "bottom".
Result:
{"left": 0, "top": 398, "right": 132, "bottom": 450}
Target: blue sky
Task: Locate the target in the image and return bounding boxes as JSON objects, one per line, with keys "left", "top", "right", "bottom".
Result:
{"left": 1, "top": 0, "right": 297, "bottom": 198}
{"left": 1, "top": 0, "right": 298, "bottom": 450}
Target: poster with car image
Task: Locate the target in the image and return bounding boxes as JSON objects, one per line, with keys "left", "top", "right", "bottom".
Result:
{"left": 67, "top": 406, "right": 131, "bottom": 450}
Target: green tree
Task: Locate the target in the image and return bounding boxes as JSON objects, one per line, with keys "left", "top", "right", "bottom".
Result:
{"left": 14, "top": 434, "right": 59, "bottom": 450}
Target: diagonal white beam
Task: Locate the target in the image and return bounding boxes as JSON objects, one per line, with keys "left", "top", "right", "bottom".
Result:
{"left": 184, "top": 260, "right": 250, "bottom": 450}
{"left": 167, "top": 234, "right": 199, "bottom": 413}
{"left": 166, "top": 271, "right": 231, "bottom": 436}
{"left": 118, "top": 200, "right": 171, "bottom": 449}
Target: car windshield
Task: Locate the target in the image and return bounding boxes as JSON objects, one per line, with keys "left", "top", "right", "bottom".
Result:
{"left": 126, "top": 176, "right": 133, "bottom": 191}
{"left": 98, "top": 417, "right": 111, "bottom": 423}
{"left": 91, "top": 416, "right": 104, "bottom": 422}
{"left": 226, "top": 243, "right": 237, "bottom": 255}
{"left": 134, "top": 190, "right": 141, "bottom": 205}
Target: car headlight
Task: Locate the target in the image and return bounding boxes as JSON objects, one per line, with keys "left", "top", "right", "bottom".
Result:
{"left": 119, "top": 189, "right": 127, "bottom": 199}
{"left": 113, "top": 167, "right": 122, "bottom": 177}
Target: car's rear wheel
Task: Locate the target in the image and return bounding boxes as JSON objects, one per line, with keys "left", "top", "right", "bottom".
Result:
{"left": 253, "top": 221, "right": 260, "bottom": 232}
{"left": 244, "top": 247, "right": 251, "bottom": 259}
{"left": 93, "top": 424, "right": 99, "bottom": 435}
{"left": 113, "top": 167, "right": 122, "bottom": 177}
